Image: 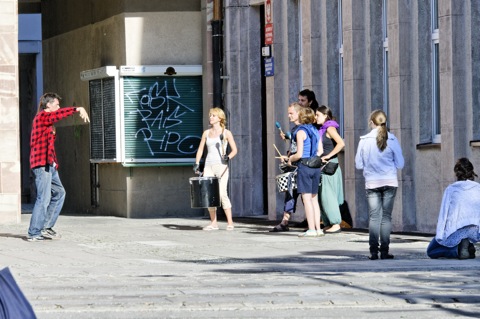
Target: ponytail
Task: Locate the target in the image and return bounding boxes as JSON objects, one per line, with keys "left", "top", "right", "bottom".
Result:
{"left": 370, "top": 110, "right": 388, "bottom": 151}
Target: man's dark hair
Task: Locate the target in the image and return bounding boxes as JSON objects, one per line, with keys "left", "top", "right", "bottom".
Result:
{"left": 38, "top": 92, "right": 62, "bottom": 113}
{"left": 299, "top": 89, "right": 319, "bottom": 109}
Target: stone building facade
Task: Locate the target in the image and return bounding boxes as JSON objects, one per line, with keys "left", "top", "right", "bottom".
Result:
{"left": 237, "top": 0, "right": 480, "bottom": 233}
{"left": 3, "top": 0, "right": 479, "bottom": 234}
{"left": 0, "top": 0, "right": 20, "bottom": 223}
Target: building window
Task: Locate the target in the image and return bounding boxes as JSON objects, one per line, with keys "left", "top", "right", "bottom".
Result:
{"left": 431, "top": 0, "right": 441, "bottom": 143}
{"left": 382, "top": 0, "right": 389, "bottom": 115}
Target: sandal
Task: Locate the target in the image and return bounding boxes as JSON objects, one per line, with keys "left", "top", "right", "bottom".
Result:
{"left": 269, "top": 224, "right": 289, "bottom": 232}
{"left": 226, "top": 225, "right": 234, "bottom": 231}
{"left": 203, "top": 225, "right": 219, "bottom": 231}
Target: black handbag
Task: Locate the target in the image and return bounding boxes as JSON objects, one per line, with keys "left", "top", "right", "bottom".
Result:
{"left": 302, "top": 155, "right": 323, "bottom": 168}
{"left": 321, "top": 161, "right": 339, "bottom": 175}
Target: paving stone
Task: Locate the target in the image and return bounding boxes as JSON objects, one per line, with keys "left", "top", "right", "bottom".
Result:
{"left": 0, "top": 215, "right": 479, "bottom": 318}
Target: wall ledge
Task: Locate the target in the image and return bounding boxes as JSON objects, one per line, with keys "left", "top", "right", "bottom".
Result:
{"left": 416, "top": 142, "right": 441, "bottom": 150}
{"left": 470, "top": 140, "right": 480, "bottom": 147}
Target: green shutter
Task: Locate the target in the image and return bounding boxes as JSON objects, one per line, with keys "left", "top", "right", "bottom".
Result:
{"left": 122, "top": 76, "right": 203, "bottom": 163}
{"left": 89, "top": 77, "right": 117, "bottom": 161}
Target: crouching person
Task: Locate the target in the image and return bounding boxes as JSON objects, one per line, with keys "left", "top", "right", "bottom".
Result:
{"left": 427, "top": 158, "right": 480, "bottom": 259}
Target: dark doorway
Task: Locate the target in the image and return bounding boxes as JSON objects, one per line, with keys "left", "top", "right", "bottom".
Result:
{"left": 260, "top": 4, "right": 268, "bottom": 214}
{"left": 19, "top": 54, "right": 38, "bottom": 203}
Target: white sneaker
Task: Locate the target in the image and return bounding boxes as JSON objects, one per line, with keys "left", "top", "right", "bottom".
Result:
{"left": 27, "top": 235, "right": 46, "bottom": 242}
{"left": 298, "top": 230, "right": 318, "bottom": 237}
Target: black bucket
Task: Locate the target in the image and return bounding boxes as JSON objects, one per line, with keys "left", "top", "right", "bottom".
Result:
{"left": 189, "top": 177, "right": 220, "bottom": 208}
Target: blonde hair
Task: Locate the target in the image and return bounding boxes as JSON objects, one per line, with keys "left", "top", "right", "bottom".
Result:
{"left": 289, "top": 102, "right": 315, "bottom": 124}
{"left": 209, "top": 107, "right": 226, "bottom": 129}
{"left": 370, "top": 109, "right": 388, "bottom": 151}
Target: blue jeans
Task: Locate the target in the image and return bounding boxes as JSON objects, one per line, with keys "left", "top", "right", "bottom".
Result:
{"left": 366, "top": 186, "right": 397, "bottom": 254}
{"left": 284, "top": 188, "right": 300, "bottom": 214}
{"left": 28, "top": 165, "right": 66, "bottom": 238}
{"left": 427, "top": 238, "right": 459, "bottom": 259}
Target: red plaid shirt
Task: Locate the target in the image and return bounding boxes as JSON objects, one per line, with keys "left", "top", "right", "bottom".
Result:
{"left": 30, "top": 107, "right": 77, "bottom": 169}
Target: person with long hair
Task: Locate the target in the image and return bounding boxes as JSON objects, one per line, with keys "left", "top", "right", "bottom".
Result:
{"left": 283, "top": 103, "right": 323, "bottom": 237}
{"left": 355, "top": 110, "right": 404, "bottom": 259}
{"left": 27, "top": 93, "right": 90, "bottom": 241}
{"left": 427, "top": 158, "right": 480, "bottom": 259}
{"left": 194, "top": 107, "right": 238, "bottom": 231}
{"left": 315, "top": 105, "right": 345, "bottom": 233}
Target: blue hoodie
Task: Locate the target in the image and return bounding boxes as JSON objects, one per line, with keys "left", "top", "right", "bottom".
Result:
{"left": 355, "top": 128, "right": 404, "bottom": 186}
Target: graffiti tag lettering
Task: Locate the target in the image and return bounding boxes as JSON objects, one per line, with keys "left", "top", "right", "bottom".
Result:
{"left": 124, "top": 77, "right": 201, "bottom": 157}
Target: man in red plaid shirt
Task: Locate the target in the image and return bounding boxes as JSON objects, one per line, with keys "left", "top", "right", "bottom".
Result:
{"left": 27, "top": 93, "right": 90, "bottom": 241}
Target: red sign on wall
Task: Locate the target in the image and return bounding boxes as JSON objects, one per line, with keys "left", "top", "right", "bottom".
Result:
{"left": 265, "top": 23, "right": 273, "bottom": 45}
{"left": 265, "top": 0, "right": 272, "bottom": 24}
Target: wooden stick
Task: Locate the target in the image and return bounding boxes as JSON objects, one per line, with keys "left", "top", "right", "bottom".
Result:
{"left": 273, "top": 144, "right": 283, "bottom": 157}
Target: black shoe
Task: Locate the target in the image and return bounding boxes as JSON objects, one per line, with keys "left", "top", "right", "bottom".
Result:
{"left": 296, "top": 219, "right": 309, "bottom": 228}
{"left": 368, "top": 254, "right": 378, "bottom": 260}
{"left": 380, "top": 253, "right": 394, "bottom": 260}
{"left": 41, "top": 228, "right": 61, "bottom": 239}
{"left": 270, "top": 224, "right": 289, "bottom": 232}
{"left": 458, "top": 238, "right": 471, "bottom": 260}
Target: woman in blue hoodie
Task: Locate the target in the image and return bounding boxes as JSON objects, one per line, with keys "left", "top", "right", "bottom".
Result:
{"left": 355, "top": 110, "right": 404, "bottom": 260}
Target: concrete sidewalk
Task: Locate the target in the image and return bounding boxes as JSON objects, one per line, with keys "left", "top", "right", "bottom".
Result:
{"left": 1, "top": 214, "right": 479, "bottom": 319}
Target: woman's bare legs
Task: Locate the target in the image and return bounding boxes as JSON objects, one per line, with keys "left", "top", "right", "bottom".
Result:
{"left": 302, "top": 193, "right": 315, "bottom": 230}
{"left": 312, "top": 194, "right": 321, "bottom": 231}
{"left": 203, "top": 208, "right": 219, "bottom": 229}
{"left": 224, "top": 207, "right": 234, "bottom": 227}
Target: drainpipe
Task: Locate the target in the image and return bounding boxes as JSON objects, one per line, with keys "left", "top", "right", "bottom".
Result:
{"left": 212, "top": 0, "right": 223, "bottom": 108}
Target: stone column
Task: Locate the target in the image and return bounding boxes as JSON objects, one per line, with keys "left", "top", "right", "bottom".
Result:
{"left": 223, "top": 0, "right": 264, "bottom": 216}
{"left": 202, "top": 0, "right": 214, "bottom": 121}
{"left": 0, "top": 0, "right": 20, "bottom": 224}
{"left": 308, "top": 0, "right": 340, "bottom": 108}
{"left": 342, "top": 0, "right": 369, "bottom": 228}
{"left": 266, "top": 0, "right": 304, "bottom": 222}
{"left": 300, "top": 0, "right": 312, "bottom": 89}
{"left": 388, "top": 0, "right": 416, "bottom": 231}
{"left": 439, "top": 0, "right": 469, "bottom": 186}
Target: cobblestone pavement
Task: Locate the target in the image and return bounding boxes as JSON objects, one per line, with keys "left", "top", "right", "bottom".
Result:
{"left": 1, "top": 214, "right": 479, "bottom": 318}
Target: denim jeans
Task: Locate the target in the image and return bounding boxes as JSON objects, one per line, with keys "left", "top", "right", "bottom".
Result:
{"left": 284, "top": 188, "right": 300, "bottom": 214}
{"left": 366, "top": 186, "right": 397, "bottom": 254}
{"left": 426, "top": 238, "right": 459, "bottom": 259}
{"left": 27, "top": 165, "right": 66, "bottom": 238}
